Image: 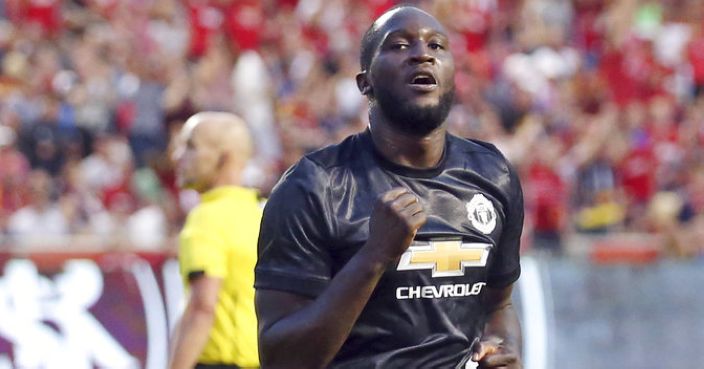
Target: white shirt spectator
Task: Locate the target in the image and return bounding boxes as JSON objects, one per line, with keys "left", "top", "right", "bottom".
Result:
{"left": 125, "top": 205, "right": 167, "bottom": 250}
{"left": 8, "top": 204, "right": 68, "bottom": 242}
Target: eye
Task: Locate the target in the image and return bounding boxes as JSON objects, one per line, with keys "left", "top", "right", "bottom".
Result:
{"left": 391, "top": 42, "right": 409, "bottom": 50}
{"left": 429, "top": 42, "right": 445, "bottom": 50}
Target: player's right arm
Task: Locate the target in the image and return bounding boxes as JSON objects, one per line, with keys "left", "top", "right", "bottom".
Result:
{"left": 255, "top": 179, "right": 425, "bottom": 369}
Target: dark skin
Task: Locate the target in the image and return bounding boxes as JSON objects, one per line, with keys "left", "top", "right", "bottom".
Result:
{"left": 256, "top": 7, "right": 521, "bottom": 369}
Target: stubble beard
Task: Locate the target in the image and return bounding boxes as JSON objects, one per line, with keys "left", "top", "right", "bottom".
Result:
{"left": 374, "top": 84, "right": 455, "bottom": 136}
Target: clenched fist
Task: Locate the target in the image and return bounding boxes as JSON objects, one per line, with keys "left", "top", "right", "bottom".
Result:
{"left": 366, "top": 187, "right": 427, "bottom": 262}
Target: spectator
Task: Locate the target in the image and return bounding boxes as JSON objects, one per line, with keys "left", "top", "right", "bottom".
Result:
{"left": 122, "top": 60, "right": 167, "bottom": 168}
{"left": 0, "top": 123, "right": 29, "bottom": 235}
{"left": 79, "top": 134, "right": 131, "bottom": 197}
{"left": 7, "top": 169, "right": 68, "bottom": 246}
{"left": 18, "top": 96, "right": 65, "bottom": 176}
{"left": 0, "top": 0, "right": 701, "bottom": 258}
{"left": 124, "top": 166, "right": 168, "bottom": 251}
{"left": 525, "top": 136, "right": 568, "bottom": 254}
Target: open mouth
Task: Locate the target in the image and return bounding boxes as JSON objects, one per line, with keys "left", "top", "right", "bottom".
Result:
{"left": 408, "top": 72, "right": 438, "bottom": 91}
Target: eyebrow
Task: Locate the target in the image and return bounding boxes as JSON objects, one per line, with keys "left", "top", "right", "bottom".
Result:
{"left": 382, "top": 28, "right": 449, "bottom": 43}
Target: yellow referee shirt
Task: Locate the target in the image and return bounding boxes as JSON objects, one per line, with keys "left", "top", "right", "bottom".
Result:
{"left": 179, "top": 186, "right": 261, "bottom": 367}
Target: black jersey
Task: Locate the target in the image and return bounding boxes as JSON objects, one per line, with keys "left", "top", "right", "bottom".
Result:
{"left": 255, "top": 129, "right": 523, "bottom": 369}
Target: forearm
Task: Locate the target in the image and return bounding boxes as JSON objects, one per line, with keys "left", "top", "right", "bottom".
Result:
{"left": 259, "top": 246, "right": 389, "bottom": 369}
{"left": 168, "top": 307, "right": 215, "bottom": 369}
{"left": 483, "top": 299, "right": 522, "bottom": 357}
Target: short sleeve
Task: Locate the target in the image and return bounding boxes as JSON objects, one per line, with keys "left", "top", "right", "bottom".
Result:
{"left": 255, "top": 157, "right": 334, "bottom": 298}
{"left": 179, "top": 211, "right": 228, "bottom": 281}
{"left": 487, "top": 160, "right": 523, "bottom": 288}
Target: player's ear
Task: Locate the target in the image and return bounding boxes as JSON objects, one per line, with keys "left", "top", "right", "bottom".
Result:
{"left": 356, "top": 71, "right": 372, "bottom": 96}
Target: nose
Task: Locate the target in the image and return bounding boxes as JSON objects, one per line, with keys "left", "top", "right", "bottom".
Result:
{"left": 408, "top": 42, "right": 435, "bottom": 65}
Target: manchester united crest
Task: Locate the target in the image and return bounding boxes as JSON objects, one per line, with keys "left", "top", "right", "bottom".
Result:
{"left": 466, "top": 194, "right": 496, "bottom": 234}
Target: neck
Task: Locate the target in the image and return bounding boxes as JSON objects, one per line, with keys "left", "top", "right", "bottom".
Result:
{"left": 203, "top": 165, "right": 244, "bottom": 193}
{"left": 368, "top": 109, "right": 447, "bottom": 169}
{"left": 214, "top": 171, "right": 243, "bottom": 189}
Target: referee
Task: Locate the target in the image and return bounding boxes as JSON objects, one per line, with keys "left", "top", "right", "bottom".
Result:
{"left": 170, "top": 112, "right": 260, "bottom": 369}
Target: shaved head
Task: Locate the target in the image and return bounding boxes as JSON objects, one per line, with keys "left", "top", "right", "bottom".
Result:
{"left": 182, "top": 111, "right": 253, "bottom": 160}
{"left": 175, "top": 112, "right": 254, "bottom": 192}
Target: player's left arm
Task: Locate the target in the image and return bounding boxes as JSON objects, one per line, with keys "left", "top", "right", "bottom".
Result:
{"left": 472, "top": 153, "right": 523, "bottom": 368}
{"left": 472, "top": 283, "right": 522, "bottom": 369}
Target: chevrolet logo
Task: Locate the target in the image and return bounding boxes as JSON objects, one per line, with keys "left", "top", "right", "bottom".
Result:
{"left": 396, "top": 240, "right": 491, "bottom": 277}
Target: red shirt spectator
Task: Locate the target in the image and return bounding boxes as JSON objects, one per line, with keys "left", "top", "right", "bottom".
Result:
{"left": 454, "top": 0, "right": 497, "bottom": 53}
{"left": 601, "top": 39, "right": 670, "bottom": 107}
{"left": 526, "top": 162, "right": 566, "bottom": 234}
{"left": 186, "top": 0, "right": 225, "bottom": 58}
{"left": 7, "top": 0, "right": 62, "bottom": 36}
{"left": 600, "top": 45, "right": 636, "bottom": 106}
{"left": 618, "top": 145, "right": 656, "bottom": 205}
{"left": 0, "top": 146, "right": 31, "bottom": 214}
{"left": 276, "top": 0, "right": 299, "bottom": 10}
{"left": 222, "top": 0, "right": 264, "bottom": 52}
{"left": 687, "top": 33, "right": 704, "bottom": 88}
{"left": 365, "top": 0, "right": 395, "bottom": 19}
{"left": 573, "top": 0, "right": 605, "bottom": 54}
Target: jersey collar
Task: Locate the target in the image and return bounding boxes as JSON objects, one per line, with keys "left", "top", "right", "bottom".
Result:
{"left": 362, "top": 128, "right": 449, "bottom": 179}
{"left": 200, "top": 186, "right": 258, "bottom": 203}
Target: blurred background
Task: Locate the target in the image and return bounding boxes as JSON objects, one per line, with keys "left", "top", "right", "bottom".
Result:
{"left": 0, "top": 0, "right": 702, "bottom": 368}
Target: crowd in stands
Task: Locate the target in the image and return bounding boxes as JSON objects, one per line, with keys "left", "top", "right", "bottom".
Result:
{"left": 0, "top": 0, "right": 702, "bottom": 257}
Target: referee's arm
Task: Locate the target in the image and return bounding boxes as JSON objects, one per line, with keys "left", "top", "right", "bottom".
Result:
{"left": 169, "top": 273, "right": 222, "bottom": 369}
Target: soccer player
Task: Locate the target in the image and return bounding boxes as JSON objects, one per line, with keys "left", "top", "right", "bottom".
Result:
{"left": 170, "top": 112, "right": 260, "bottom": 369}
{"left": 254, "top": 5, "right": 523, "bottom": 369}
